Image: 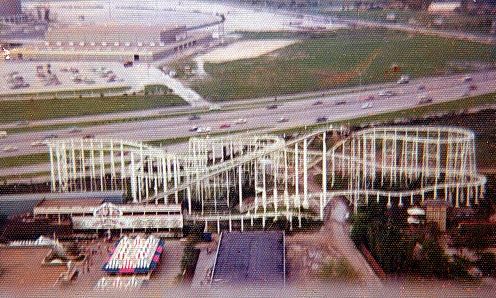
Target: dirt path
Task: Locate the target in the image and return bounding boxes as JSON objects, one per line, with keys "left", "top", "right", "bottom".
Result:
{"left": 287, "top": 165, "right": 382, "bottom": 288}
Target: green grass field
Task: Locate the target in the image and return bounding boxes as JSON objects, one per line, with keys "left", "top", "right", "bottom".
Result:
{"left": 190, "top": 28, "right": 495, "bottom": 100}
{"left": 0, "top": 93, "right": 186, "bottom": 124}
{"left": 0, "top": 152, "right": 49, "bottom": 169}
{"left": 0, "top": 86, "right": 132, "bottom": 100}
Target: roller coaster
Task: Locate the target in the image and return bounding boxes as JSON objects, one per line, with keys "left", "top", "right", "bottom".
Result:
{"left": 46, "top": 125, "right": 486, "bottom": 230}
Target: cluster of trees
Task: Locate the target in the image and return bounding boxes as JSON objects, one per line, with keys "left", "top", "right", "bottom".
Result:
{"left": 180, "top": 225, "right": 203, "bottom": 273}
{"left": 350, "top": 202, "right": 482, "bottom": 279}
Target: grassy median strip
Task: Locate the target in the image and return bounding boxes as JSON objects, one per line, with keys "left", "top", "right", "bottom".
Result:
{"left": 0, "top": 86, "right": 132, "bottom": 100}
{"left": 0, "top": 93, "right": 186, "bottom": 124}
{"left": 0, "top": 152, "right": 49, "bottom": 169}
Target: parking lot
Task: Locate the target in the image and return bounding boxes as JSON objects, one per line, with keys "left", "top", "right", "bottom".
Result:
{"left": 0, "top": 61, "right": 163, "bottom": 97}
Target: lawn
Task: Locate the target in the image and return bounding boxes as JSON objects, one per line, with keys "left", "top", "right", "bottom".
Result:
{"left": 0, "top": 93, "right": 186, "bottom": 124}
{"left": 190, "top": 28, "right": 496, "bottom": 100}
{"left": 0, "top": 152, "right": 49, "bottom": 169}
{"left": 0, "top": 86, "right": 131, "bottom": 100}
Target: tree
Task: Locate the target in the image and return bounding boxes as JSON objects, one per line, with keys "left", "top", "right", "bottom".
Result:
{"left": 476, "top": 252, "right": 496, "bottom": 276}
{"left": 419, "top": 239, "right": 450, "bottom": 277}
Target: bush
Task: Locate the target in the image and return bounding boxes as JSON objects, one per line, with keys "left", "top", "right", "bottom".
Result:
{"left": 318, "top": 258, "right": 360, "bottom": 281}
{"left": 180, "top": 242, "right": 199, "bottom": 272}
{"left": 476, "top": 252, "right": 496, "bottom": 276}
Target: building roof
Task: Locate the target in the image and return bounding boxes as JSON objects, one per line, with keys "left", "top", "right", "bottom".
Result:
{"left": 1, "top": 217, "right": 73, "bottom": 241}
{"left": 423, "top": 200, "right": 450, "bottom": 208}
{"left": 211, "top": 231, "right": 285, "bottom": 286}
{"left": 35, "top": 198, "right": 104, "bottom": 208}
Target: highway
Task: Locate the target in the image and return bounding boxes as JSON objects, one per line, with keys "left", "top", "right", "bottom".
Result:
{"left": 1, "top": 70, "right": 496, "bottom": 178}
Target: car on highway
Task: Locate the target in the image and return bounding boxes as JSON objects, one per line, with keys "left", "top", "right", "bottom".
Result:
{"left": 31, "top": 140, "right": 46, "bottom": 147}
{"left": 16, "top": 120, "right": 29, "bottom": 126}
{"left": 196, "top": 127, "right": 211, "bottom": 133}
{"left": 417, "top": 95, "right": 433, "bottom": 105}
{"left": 378, "top": 90, "right": 395, "bottom": 97}
{"left": 277, "top": 117, "right": 289, "bottom": 123}
{"left": 83, "top": 134, "right": 95, "bottom": 139}
{"left": 418, "top": 85, "right": 426, "bottom": 91}
{"left": 361, "top": 102, "right": 373, "bottom": 109}
{"left": 188, "top": 115, "right": 201, "bottom": 121}
{"left": 0, "top": 131, "right": 6, "bottom": 139}
{"left": 44, "top": 134, "right": 58, "bottom": 140}
{"left": 69, "top": 126, "right": 82, "bottom": 133}
{"left": 266, "top": 104, "right": 278, "bottom": 110}
{"left": 313, "top": 100, "right": 323, "bottom": 106}
{"left": 209, "top": 105, "right": 221, "bottom": 111}
{"left": 189, "top": 126, "right": 199, "bottom": 132}
{"left": 469, "top": 84, "right": 477, "bottom": 91}
{"left": 364, "top": 95, "right": 375, "bottom": 101}
{"left": 463, "top": 75, "right": 473, "bottom": 82}
{"left": 316, "top": 116, "right": 328, "bottom": 123}
{"left": 235, "top": 118, "right": 247, "bottom": 124}
{"left": 335, "top": 100, "right": 346, "bottom": 106}
{"left": 397, "top": 75, "right": 410, "bottom": 84}
{"left": 3, "top": 146, "right": 18, "bottom": 152}
{"left": 220, "top": 123, "right": 231, "bottom": 129}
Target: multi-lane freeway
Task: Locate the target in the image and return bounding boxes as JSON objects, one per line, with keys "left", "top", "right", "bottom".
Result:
{"left": 1, "top": 70, "right": 496, "bottom": 178}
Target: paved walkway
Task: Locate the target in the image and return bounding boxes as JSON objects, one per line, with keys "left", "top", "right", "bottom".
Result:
{"left": 161, "top": 72, "right": 208, "bottom": 107}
